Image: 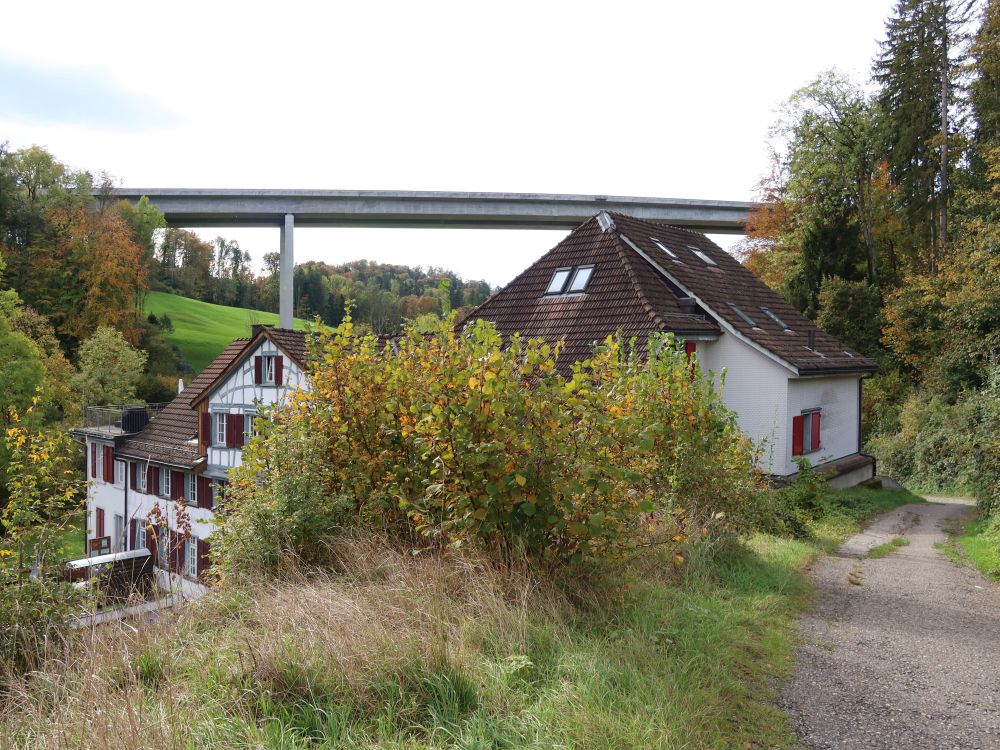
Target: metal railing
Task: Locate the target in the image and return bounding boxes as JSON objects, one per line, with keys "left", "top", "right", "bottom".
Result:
{"left": 82, "top": 404, "right": 168, "bottom": 435}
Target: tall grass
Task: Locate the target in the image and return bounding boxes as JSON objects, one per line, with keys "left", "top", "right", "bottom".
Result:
{"left": 0, "top": 489, "right": 914, "bottom": 749}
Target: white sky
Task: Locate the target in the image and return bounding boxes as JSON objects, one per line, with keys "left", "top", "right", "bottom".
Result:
{"left": 0, "top": 0, "right": 896, "bottom": 287}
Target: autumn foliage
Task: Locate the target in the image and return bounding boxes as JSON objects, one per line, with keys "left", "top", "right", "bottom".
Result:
{"left": 215, "top": 317, "right": 758, "bottom": 575}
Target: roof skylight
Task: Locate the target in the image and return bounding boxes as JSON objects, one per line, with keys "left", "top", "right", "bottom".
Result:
{"left": 688, "top": 245, "right": 717, "bottom": 266}
{"left": 567, "top": 265, "right": 594, "bottom": 292}
{"left": 650, "top": 238, "right": 679, "bottom": 259}
{"left": 760, "top": 307, "right": 791, "bottom": 331}
{"left": 546, "top": 268, "right": 572, "bottom": 294}
{"left": 727, "top": 302, "right": 760, "bottom": 329}
{"left": 545, "top": 265, "right": 594, "bottom": 295}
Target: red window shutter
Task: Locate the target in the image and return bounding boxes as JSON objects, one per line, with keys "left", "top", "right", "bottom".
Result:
{"left": 146, "top": 523, "right": 158, "bottom": 560}
{"left": 811, "top": 412, "right": 821, "bottom": 451}
{"left": 234, "top": 414, "right": 245, "bottom": 449}
{"left": 90, "top": 443, "right": 97, "bottom": 478}
{"left": 171, "top": 470, "right": 184, "bottom": 502}
{"left": 684, "top": 341, "right": 697, "bottom": 356}
{"left": 96, "top": 507, "right": 105, "bottom": 538}
{"left": 224, "top": 414, "right": 234, "bottom": 448}
{"left": 201, "top": 411, "right": 211, "bottom": 450}
{"left": 129, "top": 519, "right": 137, "bottom": 550}
{"left": 197, "top": 538, "right": 211, "bottom": 579}
{"left": 171, "top": 530, "right": 184, "bottom": 573}
{"left": 103, "top": 446, "right": 114, "bottom": 482}
{"left": 275, "top": 356, "right": 284, "bottom": 386}
{"left": 130, "top": 462, "right": 137, "bottom": 491}
{"left": 254, "top": 356, "right": 262, "bottom": 385}
{"left": 792, "top": 415, "right": 805, "bottom": 456}
{"left": 197, "top": 476, "right": 212, "bottom": 509}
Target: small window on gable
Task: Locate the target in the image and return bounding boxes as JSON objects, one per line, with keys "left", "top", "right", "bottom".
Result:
{"left": 688, "top": 246, "right": 717, "bottom": 266}
{"left": 546, "top": 268, "right": 572, "bottom": 295}
{"left": 650, "top": 238, "right": 678, "bottom": 259}
{"left": 760, "top": 307, "right": 791, "bottom": 331}
{"left": 262, "top": 355, "right": 277, "bottom": 385}
{"left": 215, "top": 412, "right": 227, "bottom": 446}
{"left": 727, "top": 302, "right": 759, "bottom": 329}
{"left": 567, "top": 265, "right": 594, "bottom": 293}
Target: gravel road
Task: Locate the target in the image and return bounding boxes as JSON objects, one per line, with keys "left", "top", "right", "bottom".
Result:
{"left": 780, "top": 497, "right": 1000, "bottom": 749}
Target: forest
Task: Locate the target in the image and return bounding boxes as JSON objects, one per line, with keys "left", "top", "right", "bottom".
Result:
{"left": 739, "top": 0, "right": 999, "bottom": 514}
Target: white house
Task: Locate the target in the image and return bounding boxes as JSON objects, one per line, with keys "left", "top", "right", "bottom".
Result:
{"left": 74, "top": 326, "right": 309, "bottom": 593}
{"left": 461, "top": 211, "right": 879, "bottom": 485}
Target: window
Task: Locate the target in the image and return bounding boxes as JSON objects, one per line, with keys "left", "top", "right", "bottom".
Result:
{"left": 95, "top": 447, "right": 104, "bottom": 483}
{"left": 727, "top": 302, "right": 760, "bottom": 329}
{"left": 114, "top": 514, "right": 124, "bottom": 552}
{"left": 245, "top": 411, "right": 257, "bottom": 441}
{"left": 215, "top": 412, "right": 227, "bottom": 446}
{"left": 546, "top": 268, "right": 572, "bottom": 294}
{"left": 566, "top": 265, "right": 594, "bottom": 292}
{"left": 688, "top": 246, "right": 717, "bottom": 266}
{"left": 135, "top": 522, "right": 146, "bottom": 551}
{"left": 650, "top": 238, "right": 678, "bottom": 259}
{"left": 157, "top": 527, "right": 169, "bottom": 567}
{"left": 546, "top": 265, "right": 595, "bottom": 296}
{"left": 262, "top": 355, "right": 277, "bottom": 385}
{"left": 160, "top": 469, "right": 171, "bottom": 498}
{"left": 760, "top": 307, "right": 791, "bottom": 331}
{"left": 186, "top": 473, "right": 197, "bottom": 504}
{"left": 185, "top": 536, "right": 199, "bottom": 578}
{"left": 211, "top": 479, "right": 227, "bottom": 510}
{"left": 792, "top": 410, "right": 822, "bottom": 456}
{"left": 115, "top": 460, "right": 126, "bottom": 487}
{"left": 137, "top": 463, "right": 147, "bottom": 493}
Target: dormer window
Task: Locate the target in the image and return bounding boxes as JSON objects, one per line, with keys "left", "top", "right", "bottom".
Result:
{"left": 760, "top": 307, "right": 791, "bottom": 332}
{"left": 650, "top": 238, "right": 679, "bottom": 259}
{"left": 545, "top": 265, "right": 595, "bottom": 295}
{"left": 688, "top": 246, "right": 717, "bottom": 266}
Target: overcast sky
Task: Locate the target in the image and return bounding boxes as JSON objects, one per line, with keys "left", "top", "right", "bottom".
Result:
{"left": 1, "top": 0, "right": 896, "bottom": 287}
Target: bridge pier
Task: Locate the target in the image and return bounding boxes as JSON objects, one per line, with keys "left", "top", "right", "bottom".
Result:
{"left": 279, "top": 213, "right": 294, "bottom": 329}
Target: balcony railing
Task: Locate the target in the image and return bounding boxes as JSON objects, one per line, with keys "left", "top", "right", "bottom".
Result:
{"left": 81, "top": 404, "right": 168, "bottom": 436}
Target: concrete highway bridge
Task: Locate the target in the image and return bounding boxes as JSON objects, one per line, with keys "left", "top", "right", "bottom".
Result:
{"left": 108, "top": 188, "right": 754, "bottom": 328}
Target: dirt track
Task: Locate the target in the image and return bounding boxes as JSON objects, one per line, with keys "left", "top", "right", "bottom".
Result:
{"left": 780, "top": 498, "right": 1000, "bottom": 749}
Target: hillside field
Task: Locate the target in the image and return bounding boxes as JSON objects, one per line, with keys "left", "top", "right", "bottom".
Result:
{"left": 144, "top": 291, "right": 308, "bottom": 372}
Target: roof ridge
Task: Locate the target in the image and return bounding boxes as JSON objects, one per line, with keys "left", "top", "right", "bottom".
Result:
{"left": 612, "top": 232, "right": 670, "bottom": 332}
{"left": 609, "top": 211, "right": 711, "bottom": 241}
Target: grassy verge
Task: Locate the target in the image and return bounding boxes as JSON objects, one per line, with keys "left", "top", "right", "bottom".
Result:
{"left": 0, "top": 489, "right": 915, "bottom": 749}
{"left": 864, "top": 537, "right": 910, "bottom": 559}
{"left": 144, "top": 291, "right": 308, "bottom": 372}
{"left": 21, "top": 512, "right": 85, "bottom": 562}
{"left": 937, "top": 514, "right": 1000, "bottom": 581}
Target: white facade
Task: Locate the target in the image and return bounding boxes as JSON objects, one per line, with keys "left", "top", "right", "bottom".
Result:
{"left": 204, "top": 337, "right": 307, "bottom": 476}
{"left": 80, "top": 332, "right": 309, "bottom": 591}
{"left": 696, "top": 335, "right": 864, "bottom": 477}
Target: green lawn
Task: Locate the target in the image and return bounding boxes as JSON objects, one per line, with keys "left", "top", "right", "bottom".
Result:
{"left": 144, "top": 291, "right": 308, "bottom": 372}
{"left": 20, "top": 512, "right": 86, "bottom": 563}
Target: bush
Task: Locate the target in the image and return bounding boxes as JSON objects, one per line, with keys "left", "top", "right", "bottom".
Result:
{"left": 214, "top": 316, "right": 759, "bottom": 576}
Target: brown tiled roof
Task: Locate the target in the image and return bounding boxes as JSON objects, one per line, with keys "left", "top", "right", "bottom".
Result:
{"left": 117, "top": 339, "right": 250, "bottom": 468}
{"left": 190, "top": 327, "right": 312, "bottom": 409}
{"left": 463, "top": 212, "right": 878, "bottom": 376}
{"left": 460, "top": 215, "right": 720, "bottom": 369}
{"left": 609, "top": 213, "right": 877, "bottom": 374}
{"left": 266, "top": 327, "right": 310, "bottom": 368}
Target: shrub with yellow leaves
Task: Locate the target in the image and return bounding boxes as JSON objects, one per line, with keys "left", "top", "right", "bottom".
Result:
{"left": 215, "top": 315, "right": 759, "bottom": 576}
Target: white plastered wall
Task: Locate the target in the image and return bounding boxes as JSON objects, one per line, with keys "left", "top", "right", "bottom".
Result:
{"left": 785, "top": 374, "right": 861, "bottom": 476}
{"left": 695, "top": 334, "right": 791, "bottom": 475}
{"left": 205, "top": 338, "right": 307, "bottom": 476}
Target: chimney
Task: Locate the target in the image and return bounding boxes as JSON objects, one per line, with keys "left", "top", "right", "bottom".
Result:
{"left": 807, "top": 330, "right": 816, "bottom": 350}
{"left": 251, "top": 323, "right": 267, "bottom": 339}
{"left": 177, "top": 378, "right": 184, "bottom": 394}
{"left": 677, "top": 297, "right": 698, "bottom": 315}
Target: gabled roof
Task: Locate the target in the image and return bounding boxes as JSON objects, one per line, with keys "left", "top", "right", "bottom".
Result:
{"left": 461, "top": 214, "right": 720, "bottom": 367}
{"left": 463, "top": 212, "right": 878, "bottom": 376}
{"left": 190, "top": 327, "right": 311, "bottom": 409}
{"left": 117, "top": 338, "right": 250, "bottom": 468}
{"left": 117, "top": 328, "right": 312, "bottom": 469}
